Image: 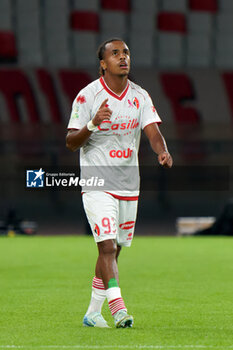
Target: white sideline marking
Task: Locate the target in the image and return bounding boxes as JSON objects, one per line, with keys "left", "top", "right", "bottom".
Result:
{"left": 0, "top": 346, "right": 233, "bottom": 349}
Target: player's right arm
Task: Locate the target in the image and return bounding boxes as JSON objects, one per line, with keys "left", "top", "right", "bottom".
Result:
{"left": 66, "top": 98, "right": 112, "bottom": 152}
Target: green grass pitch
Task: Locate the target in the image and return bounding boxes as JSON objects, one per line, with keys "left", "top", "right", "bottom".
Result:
{"left": 0, "top": 235, "right": 233, "bottom": 350}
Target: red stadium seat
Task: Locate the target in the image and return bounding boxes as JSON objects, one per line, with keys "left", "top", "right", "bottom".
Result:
{"left": 0, "top": 31, "right": 17, "bottom": 59}
{"left": 160, "top": 73, "right": 200, "bottom": 123}
{"left": 189, "top": 0, "right": 218, "bottom": 12}
{"left": 101, "top": 0, "right": 130, "bottom": 12}
{"left": 70, "top": 11, "right": 99, "bottom": 31}
{"left": 158, "top": 12, "right": 187, "bottom": 34}
{"left": 59, "top": 70, "right": 92, "bottom": 103}
{"left": 222, "top": 73, "right": 233, "bottom": 122}
{"left": 0, "top": 69, "right": 40, "bottom": 122}
{"left": 36, "top": 69, "right": 62, "bottom": 123}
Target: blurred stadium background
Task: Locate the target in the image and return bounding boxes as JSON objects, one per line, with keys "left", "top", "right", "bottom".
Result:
{"left": 0, "top": 0, "right": 232, "bottom": 235}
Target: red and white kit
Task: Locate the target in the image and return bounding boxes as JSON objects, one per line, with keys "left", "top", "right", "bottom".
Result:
{"left": 67, "top": 77, "right": 161, "bottom": 245}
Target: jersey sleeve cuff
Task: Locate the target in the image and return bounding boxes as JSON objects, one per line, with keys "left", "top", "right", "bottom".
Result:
{"left": 142, "top": 121, "right": 162, "bottom": 130}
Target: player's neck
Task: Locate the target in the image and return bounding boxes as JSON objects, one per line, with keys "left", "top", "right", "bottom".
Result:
{"left": 102, "top": 74, "right": 128, "bottom": 96}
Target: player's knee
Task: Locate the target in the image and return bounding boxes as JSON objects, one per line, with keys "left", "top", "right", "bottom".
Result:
{"left": 98, "top": 239, "right": 117, "bottom": 256}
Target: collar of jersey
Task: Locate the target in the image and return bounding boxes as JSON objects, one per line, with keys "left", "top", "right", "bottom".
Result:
{"left": 99, "top": 77, "right": 129, "bottom": 101}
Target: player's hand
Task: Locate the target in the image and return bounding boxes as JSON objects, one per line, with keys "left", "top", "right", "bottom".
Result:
{"left": 158, "top": 151, "right": 173, "bottom": 168}
{"left": 92, "top": 99, "right": 112, "bottom": 126}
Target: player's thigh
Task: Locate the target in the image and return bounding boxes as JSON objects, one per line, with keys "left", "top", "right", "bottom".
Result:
{"left": 82, "top": 191, "right": 118, "bottom": 243}
{"left": 117, "top": 200, "right": 138, "bottom": 247}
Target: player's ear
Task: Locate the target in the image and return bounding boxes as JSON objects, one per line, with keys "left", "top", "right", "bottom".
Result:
{"left": 100, "top": 59, "right": 106, "bottom": 72}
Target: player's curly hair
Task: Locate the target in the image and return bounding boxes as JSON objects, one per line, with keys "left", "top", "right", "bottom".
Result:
{"left": 97, "top": 38, "right": 125, "bottom": 76}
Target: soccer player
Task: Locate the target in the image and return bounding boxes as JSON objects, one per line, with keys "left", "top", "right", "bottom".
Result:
{"left": 66, "top": 38, "right": 173, "bottom": 328}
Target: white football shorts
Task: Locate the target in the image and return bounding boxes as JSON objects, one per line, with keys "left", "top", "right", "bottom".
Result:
{"left": 82, "top": 191, "right": 138, "bottom": 247}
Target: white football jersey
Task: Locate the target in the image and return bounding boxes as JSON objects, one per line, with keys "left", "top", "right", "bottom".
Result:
{"left": 67, "top": 77, "right": 161, "bottom": 198}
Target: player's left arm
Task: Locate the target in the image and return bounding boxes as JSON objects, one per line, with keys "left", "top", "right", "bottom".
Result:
{"left": 143, "top": 123, "right": 173, "bottom": 168}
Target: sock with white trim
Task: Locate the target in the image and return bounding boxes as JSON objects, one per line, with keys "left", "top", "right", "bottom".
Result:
{"left": 86, "top": 277, "right": 106, "bottom": 315}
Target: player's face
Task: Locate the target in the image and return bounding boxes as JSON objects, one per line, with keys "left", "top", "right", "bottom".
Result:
{"left": 101, "top": 41, "right": 131, "bottom": 77}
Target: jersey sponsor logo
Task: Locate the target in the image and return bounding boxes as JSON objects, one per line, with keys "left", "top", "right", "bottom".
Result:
{"left": 133, "top": 97, "right": 139, "bottom": 109}
{"left": 94, "top": 224, "right": 100, "bottom": 236}
{"left": 119, "top": 221, "right": 135, "bottom": 230}
{"left": 109, "top": 148, "right": 133, "bottom": 159}
{"left": 76, "top": 95, "right": 86, "bottom": 104}
{"left": 97, "top": 118, "right": 139, "bottom": 131}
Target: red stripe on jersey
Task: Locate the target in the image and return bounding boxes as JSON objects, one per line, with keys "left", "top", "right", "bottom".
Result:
{"left": 100, "top": 77, "right": 129, "bottom": 101}
{"left": 105, "top": 192, "right": 138, "bottom": 201}
{"left": 82, "top": 192, "right": 138, "bottom": 201}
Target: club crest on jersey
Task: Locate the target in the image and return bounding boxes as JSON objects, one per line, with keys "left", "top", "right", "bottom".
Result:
{"left": 76, "top": 95, "right": 86, "bottom": 104}
{"left": 128, "top": 98, "right": 139, "bottom": 109}
{"left": 94, "top": 224, "right": 100, "bottom": 236}
{"left": 133, "top": 97, "right": 139, "bottom": 109}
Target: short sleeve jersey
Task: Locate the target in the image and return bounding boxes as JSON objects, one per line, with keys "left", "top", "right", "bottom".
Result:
{"left": 67, "top": 77, "right": 161, "bottom": 198}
